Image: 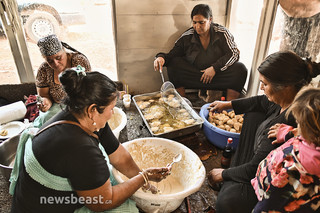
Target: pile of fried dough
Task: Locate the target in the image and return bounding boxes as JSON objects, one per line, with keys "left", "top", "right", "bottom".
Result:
{"left": 208, "top": 110, "right": 243, "bottom": 133}
{"left": 137, "top": 97, "right": 196, "bottom": 134}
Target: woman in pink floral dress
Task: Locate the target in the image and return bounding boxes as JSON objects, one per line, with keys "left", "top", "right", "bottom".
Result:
{"left": 251, "top": 87, "right": 320, "bottom": 212}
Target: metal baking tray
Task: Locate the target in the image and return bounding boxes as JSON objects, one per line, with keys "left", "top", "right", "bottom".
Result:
{"left": 133, "top": 91, "right": 204, "bottom": 139}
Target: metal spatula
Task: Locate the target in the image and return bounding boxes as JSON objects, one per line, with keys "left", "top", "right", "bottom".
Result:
{"left": 160, "top": 81, "right": 177, "bottom": 118}
{"left": 159, "top": 68, "right": 165, "bottom": 83}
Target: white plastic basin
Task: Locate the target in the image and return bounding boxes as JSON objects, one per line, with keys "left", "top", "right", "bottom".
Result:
{"left": 112, "top": 137, "right": 206, "bottom": 213}
{"left": 109, "top": 107, "right": 127, "bottom": 139}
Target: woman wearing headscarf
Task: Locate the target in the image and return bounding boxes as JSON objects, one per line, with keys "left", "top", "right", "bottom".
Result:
{"left": 207, "top": 51, "right": 320, "bottom": 213}
{"left": 36, "top": 34, "right": 91, "bottom": 112}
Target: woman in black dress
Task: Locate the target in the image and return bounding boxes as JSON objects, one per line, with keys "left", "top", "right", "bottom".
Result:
{"left": 207, "top": 51, "right": 320, "bottom": 213}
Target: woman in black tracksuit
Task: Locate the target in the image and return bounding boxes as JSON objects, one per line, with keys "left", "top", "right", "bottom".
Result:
{"left": 153, "top": 4, "right": 247, "bottom": 100}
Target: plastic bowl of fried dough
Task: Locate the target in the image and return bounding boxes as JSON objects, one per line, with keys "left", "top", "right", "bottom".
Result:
{"left": 200, "top": 103, "right": 243, "bottom": 150}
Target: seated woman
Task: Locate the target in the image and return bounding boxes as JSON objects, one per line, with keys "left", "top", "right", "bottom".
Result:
{"left": 36, "top": 34, "right": 91, "bottom": 112}
{"left": 207, "top": 51, "right": 320, "bottom": 212}
{"left": 153, "top": 4, "right": 247, "bottom": 100}
{"left": 252, "top": 87, "right": 320, "bottom": 212}
{"left": 10, "top": 69, "right": 170, "bottom": 212}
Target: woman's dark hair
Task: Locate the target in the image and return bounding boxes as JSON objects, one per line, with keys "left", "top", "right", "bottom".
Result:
{"left": 59, "top": 69, "right": 118, "bottom": 115}
{"left": 61, "top": 41, "right": 87, "bottom": 59}
{"left": 191, "top": 4, "right": 212, "bottom": 19}
{"left": 258, "top": 51, "right": 320, "bottom": 92}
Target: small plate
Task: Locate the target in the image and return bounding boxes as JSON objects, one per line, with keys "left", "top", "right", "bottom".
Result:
{"left": 0, "top": 121, "right": 25, "bottom": 139}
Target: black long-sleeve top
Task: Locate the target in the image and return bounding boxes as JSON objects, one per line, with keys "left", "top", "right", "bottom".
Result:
{"left": 222, "top": 95, "right": 297, "bottom": 183}
{"left": 156, "top": 23, "right": 240, "bottom": 72}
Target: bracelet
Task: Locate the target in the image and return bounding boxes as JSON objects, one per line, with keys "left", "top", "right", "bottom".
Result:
{"left": 139, "top": 171, "right": 148, "bottom": 187}
{"left": 143, "top": 169, "right": 149, "bottom": 183}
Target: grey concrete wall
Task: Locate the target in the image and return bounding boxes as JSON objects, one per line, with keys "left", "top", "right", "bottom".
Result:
{"left": 114, "top": 0, "right": 228, "bottom": 94}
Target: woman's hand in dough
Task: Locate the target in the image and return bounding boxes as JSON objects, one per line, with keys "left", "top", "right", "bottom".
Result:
{"left": 145, "top": 167, "right": 170, "bottom": 182}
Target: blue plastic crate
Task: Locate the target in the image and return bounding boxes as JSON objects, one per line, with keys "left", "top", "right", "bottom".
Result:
{"left": 199, "top": 103, "right": 240, "bottom": 150}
